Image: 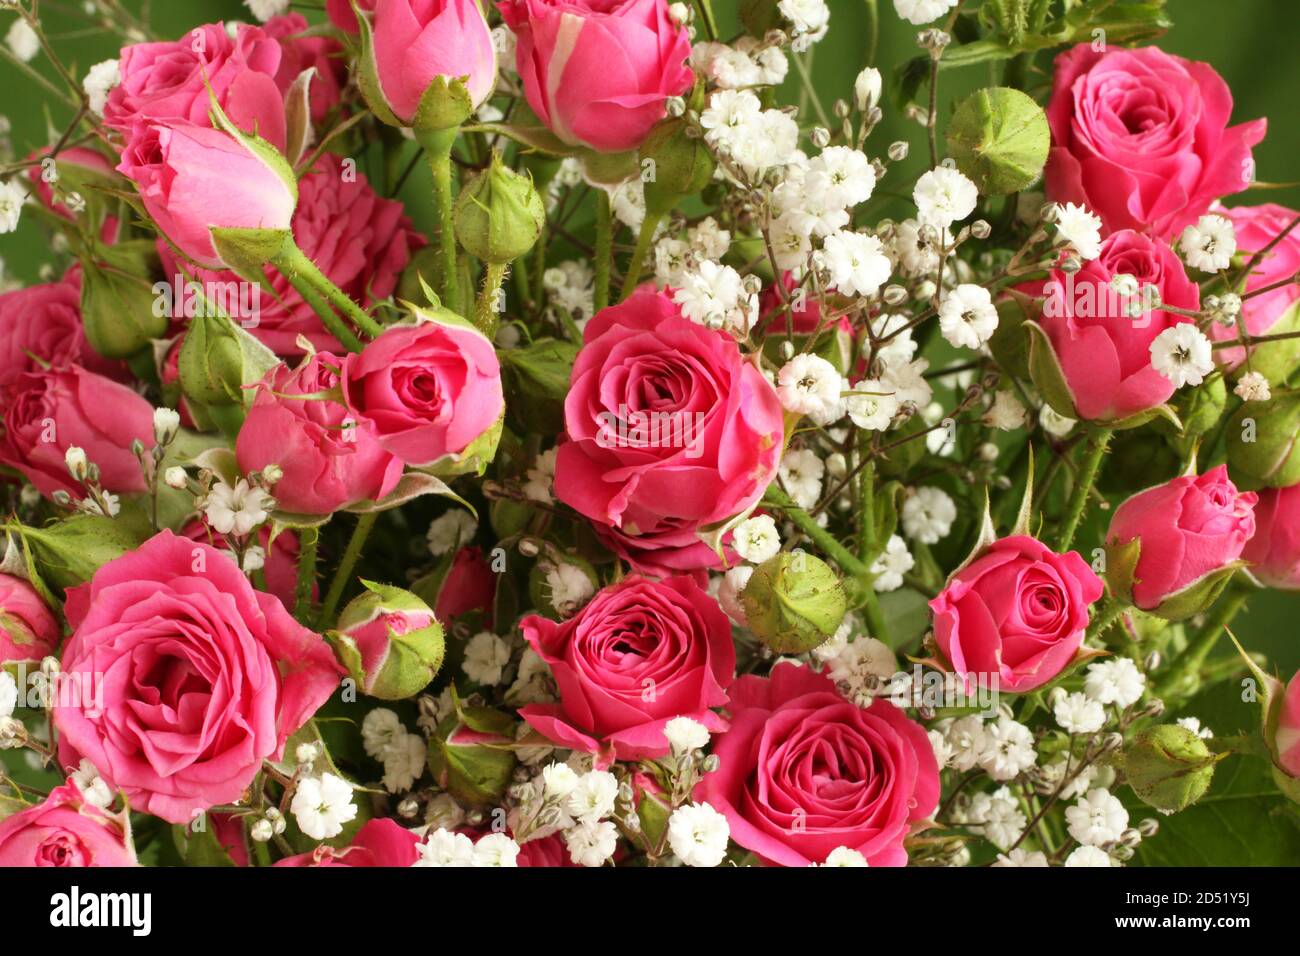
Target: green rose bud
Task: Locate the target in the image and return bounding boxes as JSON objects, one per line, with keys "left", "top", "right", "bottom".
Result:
{"left": 330, "top": 581, "right": 445, "bottom": 700}
{"left": 80, "top": 239, "right": 167, "bottom": 359}
{"left": 426, "top": 701, "right": 517, "bottom": 806}
{"left": 946, "top": 87, "right": 1050, "bottom": 196}
{"left": 640, "top": 118, "right": 715, "bottom": 218}
{"left": 1122, "top": 724, "right": 1224, "bottom": 814}
{"left": 741, "top": 551, "right": 848, "bottom": 654}
{"left": 1226, "top": 388, "right": 1300, "bottom": 490}
{"left": 454, "top": 153, "right": 545, "bottom": 265}
{"left": 177, "top": 310, "right": 278, "bottom": 439}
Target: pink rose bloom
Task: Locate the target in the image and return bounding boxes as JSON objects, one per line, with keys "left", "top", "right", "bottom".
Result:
{"left": 264, "top": 14, "right": 348, "bottom": 124}
{"left": 1031, "top": 229, "right": 1200, "bottom": 422}
{"left": 0, "top": 274, "right": 114, "bottom": 393}
{"left": 52, "top": 531, "right": 342, "bottom": 824}
{"left": 117, "top": 120, "right": 296, "bottom": 271}
{"left": 1044, "top": 43, "right": 1265, "bottom": 239}
{"left": 434, "top": 546, "right": 496, "bottom": 625}
{"left": 157, "top": 154, "right": 421, "bottom": 356}
{"left": 499, "top": 0, "right": 693, "bottom": 153}
{"left": 929, "top": 536, "right": 1103, "bottom": 694}
{"left": 0, "top": 366, "right": 154, "bottom": 498}
{"left": 342, "top": 318, "right": 504, "bottom": 468}
{"left": 1107, "top": 465, "right": 1257, "bottom": 611}
{"left": 518, "top": 574, "right": 735, "bottom": 761}
{"left": 1211, "top": 203, "right": 1300, "bottom": 368}
{"left": 1242, "top": 482, "right": 1300, "bottom": 590}
{"left": 236, "top": 352, "right": 404, "bottom": 515}
{"left": 181, "top": 521, "right": 310, "bottom": 611}
{"left": 0, "top": 784, "right": 137, "bottom": 867}
{"left": 554, "top": 289, "right": 784, "bottom": 575}
{"left": 700, "top": 663, "right": 938, "bottom": 867}
{"left": 1275, "top": 671, "right": 1300, "bottom": 779}
{"left": 367, "top": 0, "right": 497, "bottom": 120}
{"left": 327, "top": 0, "right": 377, "bottom": 34}
{"left": 0, "top": 573, "right": 60, "bottom": 665}
{"left": 104, "top": 22, "right": 289, "bottom": 152}
{"left": 275, "top": 818, "right": 420, "bottom": 866}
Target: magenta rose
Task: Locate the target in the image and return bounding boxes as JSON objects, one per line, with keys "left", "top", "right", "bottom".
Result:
{"left": 434, "top": 546, "right": 496, "bottom": 625}
{"left": 0, "top": 573, "right": 60, "bottom": 665}
{"left": 0, "top": 366, "right": 154, "bottom": 498}
{"left": 700, "top": 663, "right": 938, "bottom": 867}
{"left": 342, "top": 315, "right": 504, "bottom": 468}
{"left": 1031, "top": 229, "right": 1200, "bottom": 423}
{"left": 52, "top": 531, "right": 342, "bottom": 824}
{"left": 104, "top": 22, "right": 288, "bottom": 151}
{"left": 499, "top": 0, "right": 693, "bottom": 153}
{"left": 275, "top": 818, "right": 419, "bottom": 867}
{"left": 518, "top": 574, "right": 735, "bottom": 761}
{"left": 1242, "top": 482, "right": 1300, "bottom": 590}
{"left": 236, "top": 352, "right": 404, "bottom": 515}
{"left": 0, "top": 784, "right": 137, "bottom": 867}
{"left": 118, "top": 120, "right": 296, "bottom": 271}
{"left": 1044, "top": 43, "right": 1265, "bottom": 239}
{"left": 157, "top": 154, "right": 421, "bottom": 356}
{"left": 929, "top": 535, "right": 1103, "bottom": 694}
{"left": 0, "top": 274, "right": 113, "bottom": 393}
{"left": 1211, "top": 203, "right": 1300, "bottom": 368}
{"left": 1107, "top": 465, "right": 1257, "bottom": 612}
{"left": 364, "top": 0, "right": 497, "bottom": 122}
{"left": 554, "top": 288, "right": 784, "bottom": 575}
{"left": 327, "top": 0, "right": 376, "bottom": 33}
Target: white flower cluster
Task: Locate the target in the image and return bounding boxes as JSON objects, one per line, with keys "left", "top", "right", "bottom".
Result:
{"left": 929, "top": 713, "right": 1037, "bottom": 782}
{"left": 362, "top": 708, "right": 426, "bottom": 794}
{"left": 416, "top": 828, "right": 522, "bottom": 867}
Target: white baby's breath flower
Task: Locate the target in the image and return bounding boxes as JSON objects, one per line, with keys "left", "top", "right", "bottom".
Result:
{"left": 976, "top": 786, "right": 1026, "bottom": 851}
{"left": 664, "top": 716, "right": 711, "bottom": 754}
{"left": 545, "top": 563, "right": 595, "bottom": 617}
{"left": 361, "top": 708, "right": 403, "bottom": 760}
{"left": 878, "top": 356, "right": 932, "bottom": 411}
{"left": 984, "top": 390, "right": 1027, "bottom": 431}
{"left": 914, "top": 166, "right": 977, "bottom": 229}
{"left": 854, "top": 67, "right": 882, "bottom": 112}
{"left": 290, "top": 773, "right": 357, "bottom": 841}
{"left": 1053, "top": 203, "right": 1103, "bottom": 260}
{"left": 673, "top": 259, "right": 756, "bottom": 333}
{"left": 0, "top": 178, "right": 27, "bottom": 234}
{"left": 778, "top": 0, "right": 830, "bottom": 38}
{"left": 566, "top": 770, "right": 619, "bottom": 823}
{"left": 473, "top": 832, "right": 521, "bottom": 867}
{"left": 668, "top": 802, "right": 731, "bottom": 868}
{"left": 938, "top": 283, "right": 998, "bottom": 349}
{"left": 1064, "top": 845, "right": 1115, "bottom": 867}
{"left": 869, "top": 534, "right": 914, "bottom": 592}
{"left": 994, "top": 848, "right": 1049, "bottom": 867}
{"left": 821, "top": 231, "right": 892, "bottom": 298}
{"left": 778, "top": 448, "right": 825, "bottom": 510}
{"left": 822, "top": 846, "right": 870, "bottom": 866}
{"left": 565, "top": 820, "right": 618, "bottom": 867}
{"left": 381, "top": 730, "right": 426, "bottom": 793}
{"left": 718, "top": 565, "right": 753, "bottom": 625}
{"left": 732, "top": 514, "right": 781, "bottom": 563}
{"left": 979, "top": 716, "right": 1037, "bottom": 781}
{"left": 901, "top": 486, "right": 956, "bottom": 544}
{"left": 82, "top": 59, "right": 120, "bottom": 118}
{"left": 244, "top": 0, "right": 290, "bottom": 21}
{"left": 69, "top": 758, "right": 113, "bottom": 809}
{"left": 426, "top": 509, "right": 477, "bottom": 556}
{"left": 1066, "top": 788, "right": 1129, "bottom": 847}
{"left": 462, "top": 631, "right": 511, "bottom": 686}
{"left": 1084, "top": 658, "right": 1146, "bottom": 708}
{"left": 542, "top": 762, "right": 580, "bottom": 799}
{"left": 1150, "top": 324, "right": 1214, "bottom": 388}
{"left": 776, "top": 353, "right": 844, "bottom": 420}
{"left": 1179, "top": 214, "right": 1236, "bottom": 272}
{"left": 1038, "top": 404, "right": 1076, "bottom": 438}
{"left": 845, "top": 378, "right": 899, "bottom": 431}
{"left": 1051, "top": 689, "right": 1107, "bottom": 735}
{"left": 0, "top": 672, "right": 18, "bottom": 720}
{"left": 893, "top": 0, "right": 958, "bottom": 25}
{"left": 1234, "top": 370, "right": 1271, "bottom": 402}
{"left": 5, "top": 19, "right": 39, "bottom": 63}
{"left": 415, "top": 828, "right": 475, "bottom": 867}
{"left": 204, "top": 479, "right": 272, "bottom": 537}
{"left": 1177, "top": 716, "right": 1214, "bottom": 740}
{"left": 523, "top": 447, "right": 558, "bottom": 503}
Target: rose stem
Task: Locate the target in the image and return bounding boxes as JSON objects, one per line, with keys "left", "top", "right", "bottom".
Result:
{"left": 594, "top": 189, "right": 613, "bottom": 312}
{"left": 420, "top": 127, "right": 462, "bottom": 314}
{"left": 1153, "top": 584, "right": 1248, "bottom": 701}
{"left": 476, "top": 262, "right": 508, "bottom": 338}
{"left": 618, "top": 211, "right": 663, "bottom": 303}
{"left": 276, "top": 264, "right": 365, "bottom": 353}
{"left": 275, "top": 240, "right": 384, "bottom": 341}
{"left": 1053, "top": 426, "right": 1112, "bottom": 552}
{"left": 317, "top": 512, "right": 378, "bottom": 629}
{"left": 294, "top": 525, "right": 320, "bottom": 624}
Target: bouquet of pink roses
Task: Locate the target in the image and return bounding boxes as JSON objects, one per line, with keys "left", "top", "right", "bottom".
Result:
{"left": 0, "top": 0, "right": 1297, "bottom": 872}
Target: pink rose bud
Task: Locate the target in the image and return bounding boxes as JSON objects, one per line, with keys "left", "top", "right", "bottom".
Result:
{"left": 1106, "top": 465, "right": 1257, "bottom": 617}
{"left": 359, "top": 0, "right": 497, "bottom": 126}
{"left": 0, "top": 784, "right": 138, "bottom": 867}
{"left": 1242, "top": 482, "right": 1300, "bottom": 589}
{"left": 1044, "top": 43, "right": 1265, "bottom": 240}
{"left": 499, "top": 0, "right": 694, "bottom": 153}
{"left": 929, "top": 535, "right": 1103, "bottom": 694}
{"left": 0, "top": 573, "right": 60, "bottom": 665}
{"left": 332, "top": 581, "right": 445, "bottom": 700}
{"left": 116, "top": 119, "right": 297, "bottom": 270}
{"left": 1274, "top": 671, "right": 1300, "bottom": 781}
{"left": 236, "top": 352, "right": 404, "bottom": 515}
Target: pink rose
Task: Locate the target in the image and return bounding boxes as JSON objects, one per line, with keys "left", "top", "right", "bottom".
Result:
{"left": 1031, "top": 229, "right": 1200, "bottom": 423}
{"left": 0, "top": 573, "right": 60, "bottom": 665}
{"left": 518, "top": 574, "right": 735, "bottom": 761}
{"left": 0, "top": 366, "right": 154, "bottom": 498}
{"left": 0, "top": 274, "right": 113, "bottom": 393}
{"left": 264, "top": 14, "right": 348, "bottom": 124}
{"left": 342, "top": 317, "right": 504, "bottom": 468}
{"left": 1044, "top": 43, "right": 1265, "bottom": 239}
{"left": 236, "top": 352, "right": 404, "bottom": 515}
{"left": 327, "top": 0, "right": 377, "bottom": 34}
{"left": 1107, "top": 465, "right": 1257, "bottom": 611}
{"left": 52, "top": 531, "right": 342, "bottom": 824}
{"left": 554, "top": 289, "right": 784, "bottom": 575}
{"left": 104, "top": 22, "right": 289, "bottom": 152}
{"left": 181, "top": 521, "right": 311, "bottom": 611}
{"left": 365, "top": 0, "right": 497, "bottom": 121}
{"left": 275, "top": 818, "right": 420, "bottom": 866}
{"left": 1275, "top": 671, "right": 1300, "bottom": 779}
{"left": 434, "top": 546, "right": 496, "bottom": 625}
{"left": 157, "top": 154, "right": 421, "bottom": 356}
{"left": 929, "top": 535, "right": 1103, "bottom": 693}
{"left": 0, "top": 784, "right": 137, "bottom": 867}
{"left": 499, "top": 0, "right": 693, "bottom": 153}
{"left": 1242, "top": 482, "right": 1300, "bottom": 590}
{"left": 700, "top": 663, "right": 938, "bottom": 867}
{"left": 1210, "top": 203, "right": 1300, "bottom": 368}
{"left": 117, "top": 120, "right": 297, "bottom": 271}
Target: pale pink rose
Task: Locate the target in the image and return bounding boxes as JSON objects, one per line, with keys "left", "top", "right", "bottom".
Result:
{"left": 699, "top": 663, "right": 939, "bottom": 867}
{"left": 117, "top": 119, "right": 296, "bottom": 270}
{"left": 0, "top": 573, "right": 60, "bottom": 665}
{"left": 53, "top": 531, "right": 342, "bottom": 824}
{"left": 275, "top": 818, "right": 420, "bottom": 866}
{"left": 0, "top": 784, "right": 137, "bottom": 867}
{"left": 1045, "top": 43, "right": 1266, "bottom": 239}
{"left": 1211, "top": 203, "right": 1300, "bottom": 368}
{"left": 929, "top": 535, "right": 1103, "bottom": 693}
{"left": 499, "top": 0, "right": 693, "bottom": 153}
{"left": 1240, "top": 482, "right": 1300, "bottom": 590}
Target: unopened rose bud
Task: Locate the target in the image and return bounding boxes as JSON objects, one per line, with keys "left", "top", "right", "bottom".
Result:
{"left": 741, "top": 551, "right": 848, "bottom": 654}
{"left": 1123, "top": 724, "right": 1223, "bottom": 814}
{"left": 455, "top": 152, "right": 545, "bottom": 265}
{"left": 331, "top": 582, "right": 446, "bottom": 700}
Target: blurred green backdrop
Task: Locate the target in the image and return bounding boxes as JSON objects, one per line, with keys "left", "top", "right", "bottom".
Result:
{"left": 1, "top": 0, "right": 1296, "bottom": 681}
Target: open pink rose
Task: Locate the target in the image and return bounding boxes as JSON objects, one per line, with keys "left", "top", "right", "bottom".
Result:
{"left": 1107, "top": 465, "right": 1257, "bottom": 611}
{"left": 554, "top": 289, "right": 784, "bottom": 575}
{"left": 929, "top": 535, "right": 1103, "bottom": 693}
{"left": 499, "top": 0, "right": 693, "bottom": 153}
{"left": 1242, "top": 482, "right": 1300, "bottom": 590}
{"left": 1030, "top": 229, "right": 1200, "bottom": 422}
{"left": 0, "top": 274, "right": 115, "bottom": 393}
{"left": 0, "top": 784, "right": 137, "bottom": 867}
{"left": 275, "top": 818, "right": 419, "bottom": 867}
{"left": 52, "top": 531, "right": 342, "bottom": 824}
{"left": 518, "top": 574, "right": 735, "bottom": 761}
{"left": 237, "top": 352, "right": 404, "bottom": 515}
{"left": 104, "top": 22, "right": 288, "bottom": 152}
{"left": 1045, "top": 43, "right": 1265, "bottom": 239}
{"left": 342, "top": 317, "right": 504, "bottom": 468}
{"left": 0, "top": 366, "right": 154, "bottom": 498}
{"left": 0, "top": 573, "right": 60, "bottom": 665}
{"left": 699, "top": 663, "right": 938, "bottom": 867}
{"left": 117, "top": 119, "right": 296, "bottom": 271}
{"left": 1211, "top": 203, "right": 1300, "bottom": 368}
